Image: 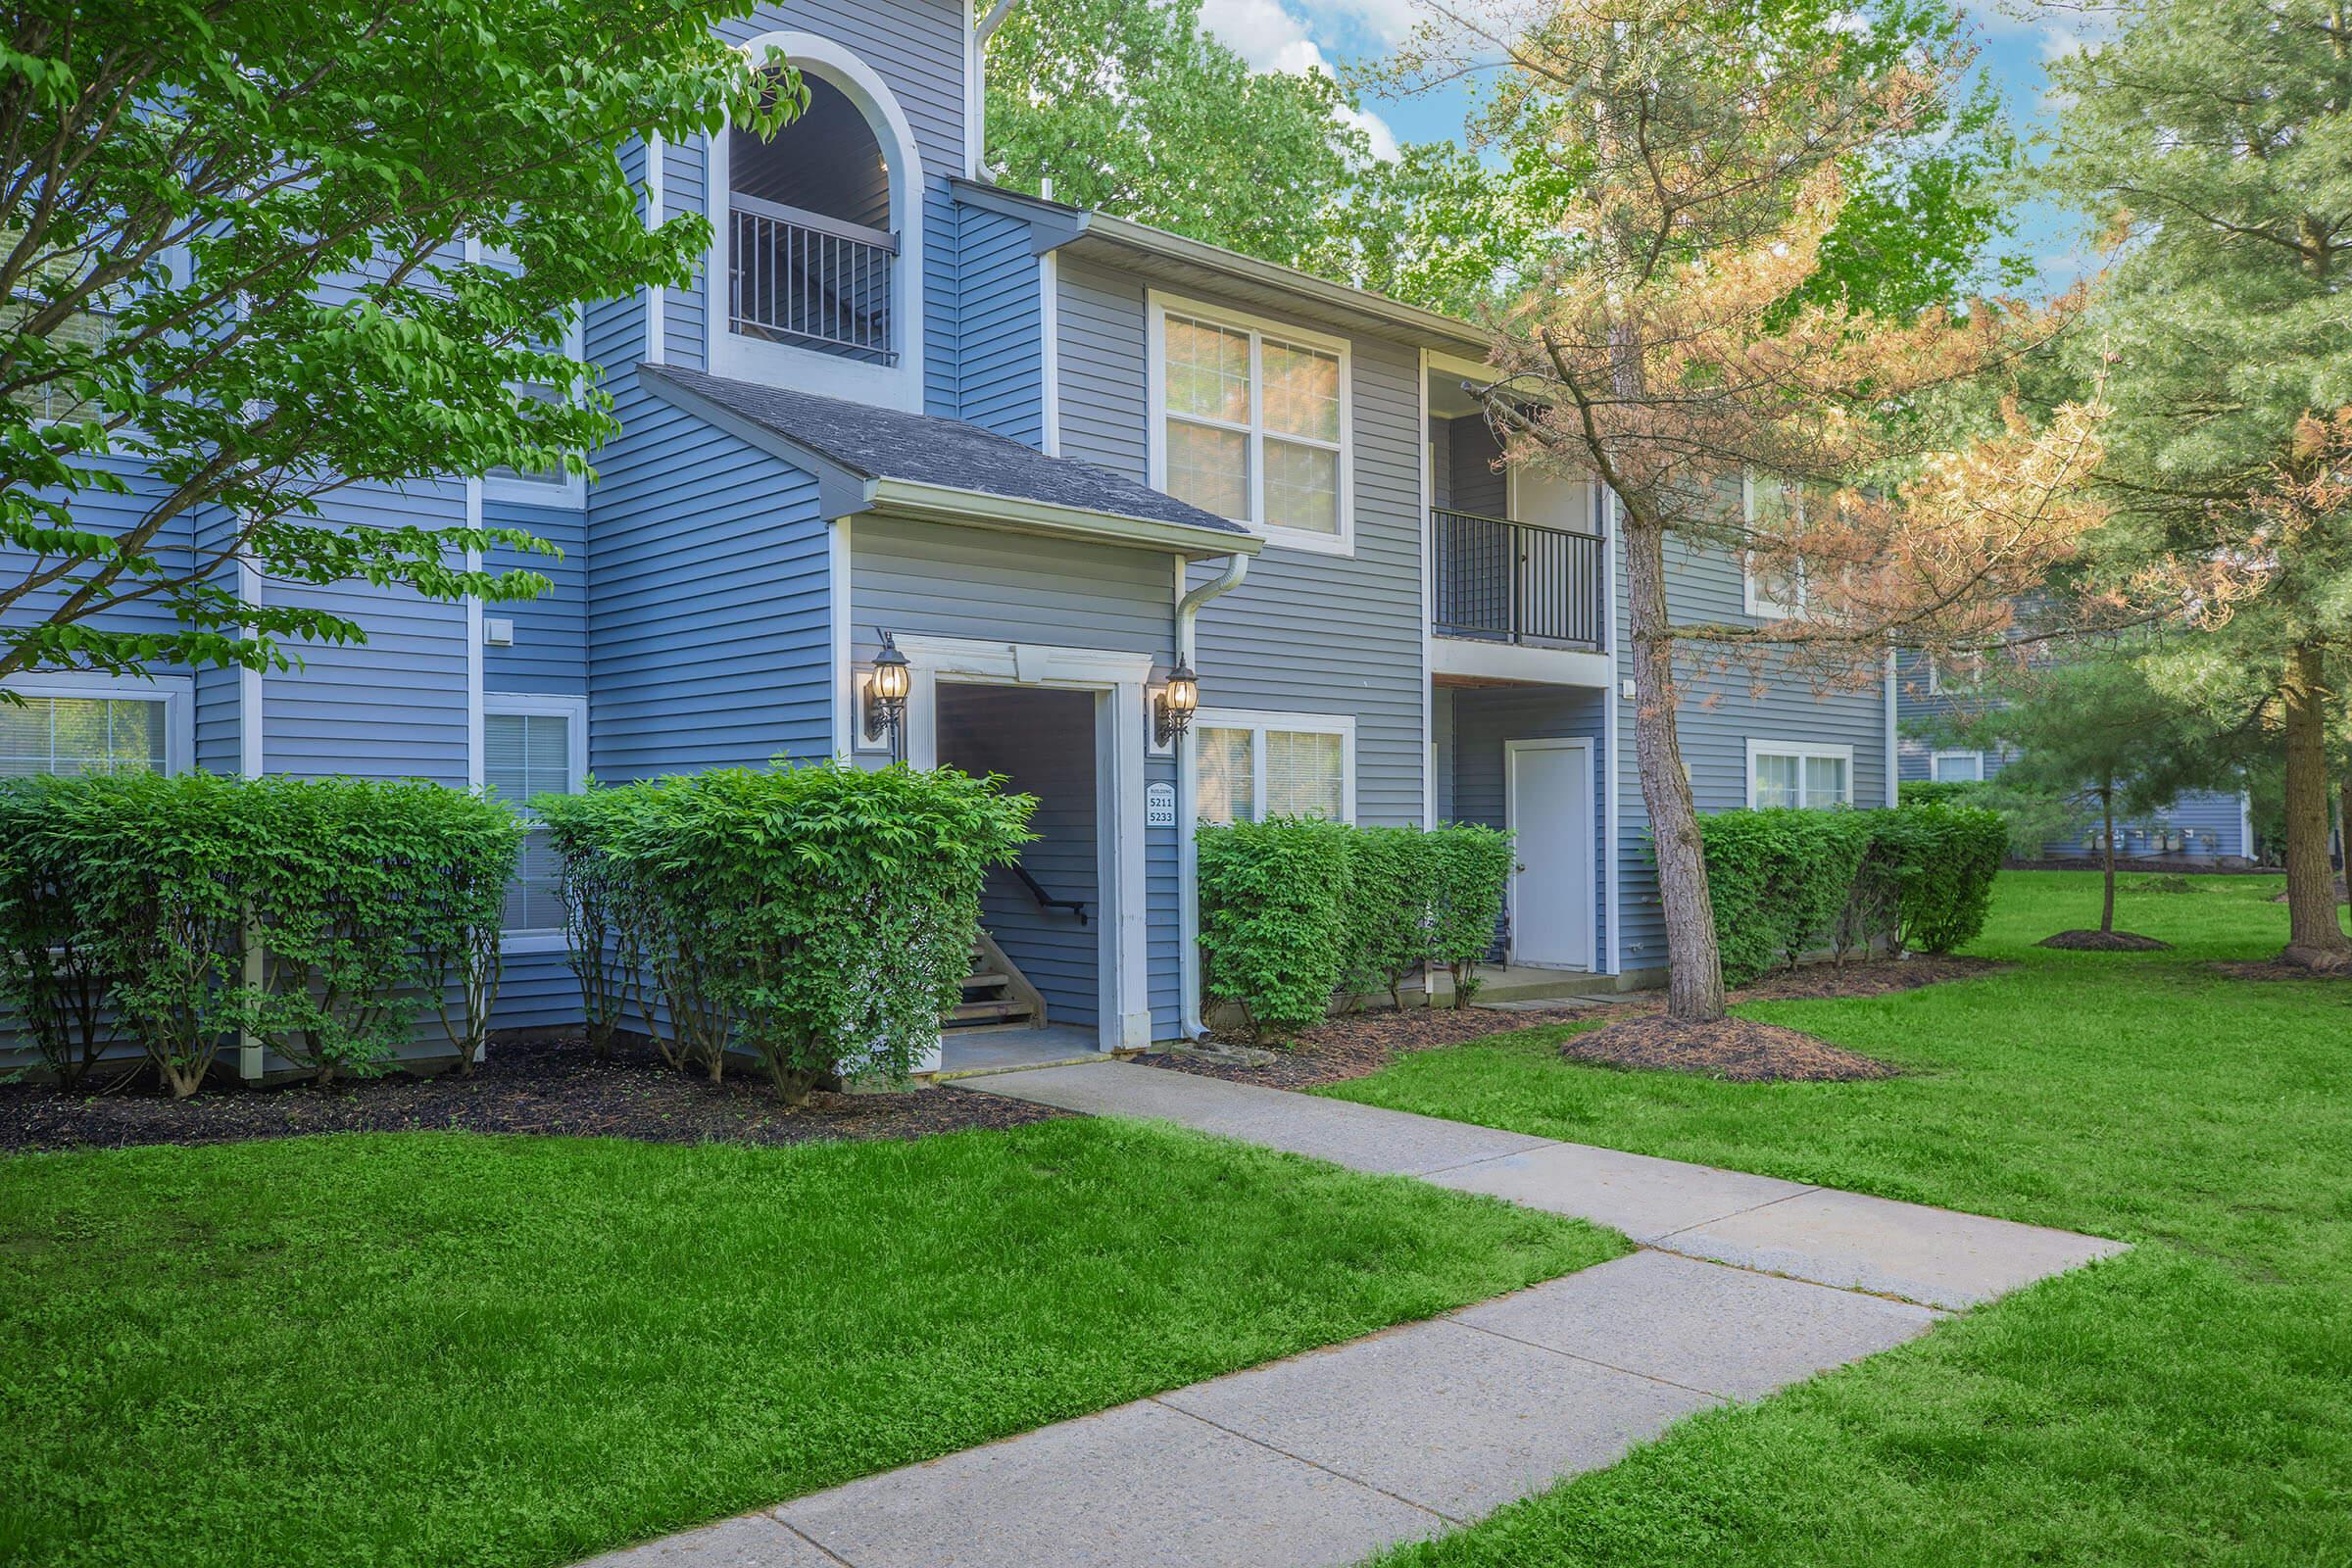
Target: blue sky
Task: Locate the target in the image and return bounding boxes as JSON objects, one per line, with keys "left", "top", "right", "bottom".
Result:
{"left": 1193, "top": 0, "right": 2100, "bottom": 294}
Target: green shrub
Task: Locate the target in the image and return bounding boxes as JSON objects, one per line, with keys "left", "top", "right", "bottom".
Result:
{"left": 1197, "top": 816, "right": 1355, "bottom": 1042}
{"left": 1337, "top": 825, "right": 1433, "bottom": 1009}
{"left": 0, "top": 775, "right": 122, "bottom": 1088}
{"left": 1875, "top": 802, "right": 2008, "bottom": 953}
{"left": 1898, "top": 778, "right": 1987, "bottom": 808}
{"left": 534, "top": 786, "right": 640, "bottom": 1062}
{"left": 237, "top": 777, "right": 519, "bottom": 1084}
{"left": 559, "top": 761, "right": 1033, "bottom": 1102}
{"left": 1696, "top": 808, "right": 1878, "bottom": 986}
{"left": 1697, "top": 802, "right": 2007, "bottom": 983}
{"left": 1425, "top": 824, "right": 1513, "bottom": 1007}
{"left": 0, "top": 771, "right": 518, "bottom": 1096}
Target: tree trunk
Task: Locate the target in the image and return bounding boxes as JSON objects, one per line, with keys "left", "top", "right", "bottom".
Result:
{"left": 1621, "top": 517, "right": 1725, "bottom": 1023}
{"left": 2279, "top": 645, "right": 2352, "bottom": 970}
{"left": 2099, "top": 784, "right": 2117, "bottom": 934}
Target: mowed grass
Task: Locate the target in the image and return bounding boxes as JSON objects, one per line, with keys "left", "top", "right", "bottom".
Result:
{"left": 0, "top": 1117, "right": 1619, "bottom": 1568}
{"left": 1333, "top": 871, "right": 2352, "bottom": 1566}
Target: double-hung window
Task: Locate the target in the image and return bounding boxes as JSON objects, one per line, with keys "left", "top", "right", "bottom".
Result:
{"left": 1747, "top": 740, "right": 1852, "bottom": 809}
{"left": 482, "top": 694, "right": 586, "bottom": 944}
{"left": 1741, "top": 469, "right": 1807, "bottom": 619}
{"left": 0, "top": 673, "right": 188, "bottom": 776}
{"left": 1151, "top": 294, "right": 1350, "bottom": 553}
{"left": 1195, "top": 710, "right": 1355, "bottom": 824}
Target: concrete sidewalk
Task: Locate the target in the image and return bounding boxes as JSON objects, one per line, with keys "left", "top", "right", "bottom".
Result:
{"left": 582, "top": 1061, "right": 2125, "bottom": 1568}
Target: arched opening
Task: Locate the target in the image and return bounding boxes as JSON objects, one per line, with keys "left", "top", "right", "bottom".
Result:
{"left": 727, "top": 69, "right": 900, "bottom": 364}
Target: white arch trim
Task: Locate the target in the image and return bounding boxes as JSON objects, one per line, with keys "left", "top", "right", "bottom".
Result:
{"left": 707, "top": 30, "right": 927, "bottom": 411}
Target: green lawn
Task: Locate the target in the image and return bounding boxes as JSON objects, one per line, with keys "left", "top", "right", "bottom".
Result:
{"left": 0, "top": 1118, "right": 1618, "bottom": 1568}
{"left": 1332, "top": 871, "right": 2352, "bottom": 1566}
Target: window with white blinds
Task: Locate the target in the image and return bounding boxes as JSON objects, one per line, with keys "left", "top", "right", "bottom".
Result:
{"left": 1747, "top": 741, "right": 1852, "bottom": 809}
{"left": 0, "top": 695, "right": 168, "bottom": 777}
{"left": 1194, "top": 713, "right": 1352, "bottom": 823}
{"left": 483, "top": 702, "right": 582, "bottom": 935}
{"left": 1932, "top": 749, "right": 1985, "bottom": 783}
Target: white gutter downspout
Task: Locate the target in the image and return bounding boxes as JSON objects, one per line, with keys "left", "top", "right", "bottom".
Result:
{"left": 1176, "top": 551, "right": 1250, "bottom": 1039}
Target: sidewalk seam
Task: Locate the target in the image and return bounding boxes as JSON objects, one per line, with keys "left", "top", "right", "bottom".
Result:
{"left": 1144, "top": 1396, "right": 1467, "bottom": 1526}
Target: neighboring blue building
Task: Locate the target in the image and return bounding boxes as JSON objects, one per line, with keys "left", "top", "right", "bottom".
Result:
{"left": 2, "top": 0, "right": 1899, "bottom": 1077}
{"left": 1893, "top": 650, "right": 2254, "bottom": 863}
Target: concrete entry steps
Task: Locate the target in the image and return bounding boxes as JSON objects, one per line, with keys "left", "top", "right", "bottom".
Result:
{"left": 578, "top": 1060, "right": 2124, "bottom": 1568}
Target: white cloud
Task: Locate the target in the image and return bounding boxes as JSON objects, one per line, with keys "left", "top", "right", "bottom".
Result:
{"left": 1197, "top": 0, "right": 1407, "bottom": 158}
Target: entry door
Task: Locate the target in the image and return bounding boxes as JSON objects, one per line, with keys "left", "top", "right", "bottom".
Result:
{"left": 1506, "top": 739, "right": 1595, "bottom": 970}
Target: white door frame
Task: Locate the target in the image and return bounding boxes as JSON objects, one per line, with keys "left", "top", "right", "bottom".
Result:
{"left": 894, "top": 634, "right": 1153, "bottom": 1059}
{"left": 1503, "top": 736, "right": 1597, "bottom": 971}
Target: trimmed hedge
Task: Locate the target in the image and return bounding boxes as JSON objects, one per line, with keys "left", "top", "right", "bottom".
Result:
{"left": 1897, "top": 778, "right": 1987, "bottom": 808}
{"left": 1196, "top": 818, "right": 1514, "bottom": 1041}
{"left": 538, "top": 761, "right": 1034, "bottom": 1102}
{"left": 1695, "top": 802, "right": 2008, "bottom": 985}
{"left": 0, "top": 771, "right": 517, "bottom": 1096}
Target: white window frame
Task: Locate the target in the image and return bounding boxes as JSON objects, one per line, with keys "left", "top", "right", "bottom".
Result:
{"left": 1740, "top": 468, "right": 1807, "bottom": 620}
{"left": 1147, "top": 290, "right": 1354, "bottom": 558}
{"left": 1193, "top": 709, "right": 1357, "bottom": 823}
{"left": 1931, "top": 748, "right": 1985, "bottom": 784}
{"left": 482, "top": 691, "right": 587, "bottom": 953}
{"left": 0, "top": 670, "right": 192, "bottom": 773}
{"left": 481, "top": 305, "right": 588, "bottom": 509}
{"left": 1745, "top": 738, "right": 1854, "bottom": 809}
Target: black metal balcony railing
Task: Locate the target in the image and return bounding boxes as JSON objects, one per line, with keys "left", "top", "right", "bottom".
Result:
{"left": 728, "top": 193, "right": 897, "bottom": 364}
{"left": 1431, "top": 508, "right": 1605, "bottom": 649}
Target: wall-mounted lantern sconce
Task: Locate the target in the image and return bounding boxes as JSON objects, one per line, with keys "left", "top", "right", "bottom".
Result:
{"left": 1153, "top": 662, "right": 1199, "bottom": 749}
{"left": 862, "top": 629, "right": 910, "bottom": 750}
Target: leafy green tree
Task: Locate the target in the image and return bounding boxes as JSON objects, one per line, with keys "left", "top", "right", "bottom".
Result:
{"left": 0, "top": 0, "right": 792, "bottom": 681}
{"left": 2039, "top": 0, "right": 2352, "bottom": 967}
{"left": 981, "top": 0, "right": 1371, "bottom": 270}
{"left": 1935, "top": 649, "right": 2215, "bottom": 937}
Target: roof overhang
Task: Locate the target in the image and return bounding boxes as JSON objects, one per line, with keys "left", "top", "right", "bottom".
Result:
{"left": 950, "top": 177, "right": 1494, "bottom": 356}
{"left": 637, "top": 364, "right": 1261, "bottom": 561}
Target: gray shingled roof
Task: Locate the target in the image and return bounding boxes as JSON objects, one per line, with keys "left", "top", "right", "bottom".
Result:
{"left": 639, "top": 365, "right": 1250, "bottom": 538}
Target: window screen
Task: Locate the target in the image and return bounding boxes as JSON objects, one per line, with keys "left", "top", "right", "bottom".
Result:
{"left": 0, "top": 696, "right": 166, "bottom": 777}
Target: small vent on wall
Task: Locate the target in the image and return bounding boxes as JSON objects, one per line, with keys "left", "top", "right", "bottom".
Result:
{"left": 483, "top": 617, "right": 515, "bottom": 647}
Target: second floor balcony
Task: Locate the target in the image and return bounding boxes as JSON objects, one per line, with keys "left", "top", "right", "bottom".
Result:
{"left": 727, "top": 194, "right": 897, "bottom": 364}
{"left": 1431, "top": 508, "right": 1605, "bottom": 653}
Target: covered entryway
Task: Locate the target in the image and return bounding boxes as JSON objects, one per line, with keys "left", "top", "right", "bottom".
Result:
{"left": 1506, "top": 737, "right": 1596, "bottom": 970}
{"left": 935, "top": 682, "right": 1101, "bottom": 1064}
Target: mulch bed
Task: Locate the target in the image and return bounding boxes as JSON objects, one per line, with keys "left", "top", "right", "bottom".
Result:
{"left": 2037, "top": 929, "right": 2175, "bottom": 952}
{"left": 2269, "top": 879, "right": 2350, "bottom": 905}
{"left": 1557, "top": 1014, "right": 1899, "bottom": 1083}
{"left": 2210, "top": 958, "right": 2352, "bottom": 982}
{"left": 0, "top": 1035, "right": 1065, "bottom": 1154}
{"left": 1138, "top": 955, "right": 2000, "bottom": 1091}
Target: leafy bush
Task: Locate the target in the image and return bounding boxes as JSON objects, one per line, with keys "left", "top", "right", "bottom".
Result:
{"left": 1874, "top": 802, "right": 2008, "bottom": 953}
{"left": 1697, "top": 801, "right": 2009, "bottom": 983}
{"left": 0, "top": 771, "right": 517, "bottom": 1096}
{"left": 1696, "top": 808, "right": 1878, "bottom": 985}
{"left": 1197, "top": 816, "right": 1355, "bottom": 1042}
{"left": 237, "top": 778, "right": 518, "bottom": 1083}
{"left": 0, "top": 774, "right": 124, "bottom": 1088}
{"left": 1338, "top": 825, "right": 1433, "bottom": 1009}
{"left": 533, "top": 787, "right": 640, "bottom": 1062}
{"left": 1898, "top": 778, "right": 1987, "bottom": 808}
{"left": 1425, "top": 824, "right": 1513, "bottom": 1007}
{"left": 1197, "top": 819, "right": 1514, "bottom": 1032}
{"left": 545, "top": 761, "right": 1033, "bottom": 1102}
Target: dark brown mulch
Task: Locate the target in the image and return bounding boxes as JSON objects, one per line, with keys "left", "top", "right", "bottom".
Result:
{"left": 2269, "top": 879, "right": 2350, "bottom": 905}
{"left": 2210, "top": 958, "right": 2352, "bottom": 982}
{"left": 1558, "top": 1014, "right": 1899, "bottom": 1083}
{"left": 1137, "top": 954, "right": 1999, "bottom": 1092}
{"left": 1135, "top": 1000, "right": 1613, "bottom": 1090}
{"left": 2037, "top": 929, "right": 2175, "bottom": 952}
{"left": 0, "top": 1036, "right": 1066, "bottom": 1154}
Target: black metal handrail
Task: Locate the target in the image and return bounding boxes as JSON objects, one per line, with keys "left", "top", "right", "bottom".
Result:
{"left": 1431, "top": 508, "right": 1604, "bottom": 650}
{"left": 1007, "top": 863, "right": 1088, "bottom": 926}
